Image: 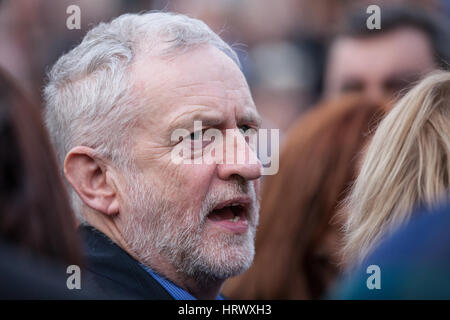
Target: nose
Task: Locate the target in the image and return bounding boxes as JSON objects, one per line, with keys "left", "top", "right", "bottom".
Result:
{"left": 365, "top": 84, "right": 385, "bottom": 105}
{"left": 217, "top": 131, "right": 262, "bottom": 181}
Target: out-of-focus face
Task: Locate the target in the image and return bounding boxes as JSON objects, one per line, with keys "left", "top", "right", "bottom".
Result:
{"left": 325, "top": 27, "right": 436, "bottom": 104}
{"left": 116, "top": 45, "right": 262, "bottom": 282}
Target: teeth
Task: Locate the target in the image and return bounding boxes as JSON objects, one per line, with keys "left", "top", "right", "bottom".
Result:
{"left": 230, "top": 203, "right": 240, "bottom": 207}
{"left": 229, "top": 216, "right": 240, "bottom": 222}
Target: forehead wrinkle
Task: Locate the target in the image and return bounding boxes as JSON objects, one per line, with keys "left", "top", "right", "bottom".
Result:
{"left": 168, "top": 106, "right": 224, "bottom": 131}
{"left": 170, "top": 81, "right": 253, "bottom": 112}
{"left": 172, "top": 80, "right": 232, "bottom": 92}
{"left": 171, "top": 82, "right": 246, "bottom": 104}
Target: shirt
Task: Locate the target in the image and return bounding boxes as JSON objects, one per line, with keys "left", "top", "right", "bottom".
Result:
{"left": 140, "top": 264, "right": 225, "bottom": 300}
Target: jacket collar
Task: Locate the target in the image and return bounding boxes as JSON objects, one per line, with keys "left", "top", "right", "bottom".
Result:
{"left": 79, "top": 224, "right": 174, "bottom": 300}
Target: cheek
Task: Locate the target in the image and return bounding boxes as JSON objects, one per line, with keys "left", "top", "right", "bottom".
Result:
{"left": 171, "top": 163, "right": 217, "bottom": 206}
{"left": 253, "top": 179, "right": 261, "bottom": 198}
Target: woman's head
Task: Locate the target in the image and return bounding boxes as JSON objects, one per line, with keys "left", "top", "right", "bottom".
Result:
{"left": 342, "top": 71, "right": 450, "bottom": 267}
{"left": 0, "top": 69, "right": 82, "bottom": 265}
{"left": 223, "top": 95, "right": 385, "bottom": 299}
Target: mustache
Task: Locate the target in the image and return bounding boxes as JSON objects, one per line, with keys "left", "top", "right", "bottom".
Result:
{"left": 200, "top": 180, "right": 259, "bottom": 226}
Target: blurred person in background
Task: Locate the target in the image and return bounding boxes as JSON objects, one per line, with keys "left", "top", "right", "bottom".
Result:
{"left": 249, "top": 41, "right": 316, "bottom": 140}
{"left": 223, "top": 95, "right": 386, "bottom": 299}
{"left": 324, "top": 5, "right": 450, "bottom": 105}
{"left": 0, "top": 0, "right": 124, "bottom": 96}
{"left": 0, "top": 68, "right": 84, "bottom": 298}
{"left": 332, "top": 198, "right": 450, "bottom": 299}
{"left": 341, "top": 71, "right": 450, "bottom": 268}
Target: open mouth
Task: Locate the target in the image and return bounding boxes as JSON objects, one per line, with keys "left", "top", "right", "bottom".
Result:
{"left": 207, "top": 198, "right": 250, "bottom": 233}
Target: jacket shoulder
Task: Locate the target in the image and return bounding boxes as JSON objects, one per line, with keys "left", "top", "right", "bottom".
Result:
{"left": 78, "top": 224, "right": 173, "bottom": 300}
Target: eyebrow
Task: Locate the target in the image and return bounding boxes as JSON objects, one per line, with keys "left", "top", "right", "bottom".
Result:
{"left": 167, "top": 106, "right": 262, "bottom": 134}
{"left": 239, "top": 109, "right": 262, "bottom": 128}
{"left": 384, "top": 72, "right": 422, "bottom": 85}
{"left": 167, "top": 108, "right": 223, "bottom": 133}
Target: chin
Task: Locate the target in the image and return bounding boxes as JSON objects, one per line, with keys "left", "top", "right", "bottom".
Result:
{"left": 185, "top": 232, "right": 256, "bottom": 281}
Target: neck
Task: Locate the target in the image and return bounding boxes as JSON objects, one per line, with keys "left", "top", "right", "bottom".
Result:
{"left": 83, "top": 209, "right": 132, "bottom": 255}
{"left": 83, "top": 211, "right": 224, "bottom": 299}
{"left": 144, "top": 254, "right": 224, "bottom": 300}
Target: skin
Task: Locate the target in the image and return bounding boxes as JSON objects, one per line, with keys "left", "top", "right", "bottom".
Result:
{"left": 325, "top": 27, "right": 436, "bottom": 104}
{"left": 64, "top": 45, "right": 262, "bottom": 299}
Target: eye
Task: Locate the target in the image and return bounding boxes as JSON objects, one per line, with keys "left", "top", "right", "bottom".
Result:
{"left": 239, "top": 125, "right": 251, "bottom": 134}
{"left": 189, "top": 130, "right": 202, "bottom": 140}
{"left": 341, "top": 80, "right": 364, "bottom": 93}
{"left": 188, "top": 129, "right": 211, "bottom": 149}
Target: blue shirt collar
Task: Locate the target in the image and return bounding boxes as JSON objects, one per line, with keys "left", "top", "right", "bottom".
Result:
{"left": 140, "top": 264, "right": 224, "bottom": 300}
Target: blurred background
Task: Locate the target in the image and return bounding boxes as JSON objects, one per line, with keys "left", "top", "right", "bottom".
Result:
{"left": 1, "top": 0, "right": 450, "bottom": 299}
{"left": 1, "top": 0, "right": 448, "bottom": 138}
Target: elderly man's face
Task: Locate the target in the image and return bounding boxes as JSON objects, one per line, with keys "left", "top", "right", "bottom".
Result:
{"left": 117, "top": 45, "right": 262, "bottom": 281}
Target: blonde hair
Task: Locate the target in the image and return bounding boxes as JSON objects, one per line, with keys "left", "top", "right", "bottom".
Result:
{"left": 342, "top": 71, "right": 450, "bottom": 267}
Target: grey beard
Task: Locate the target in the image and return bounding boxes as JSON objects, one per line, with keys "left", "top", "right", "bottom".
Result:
{"left": 120, "top": 171, "right": 259, "bottom": 285}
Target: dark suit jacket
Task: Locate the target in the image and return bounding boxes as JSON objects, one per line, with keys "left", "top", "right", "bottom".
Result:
{"left": 79, "top": 224, "right": 173, "bottom": 300}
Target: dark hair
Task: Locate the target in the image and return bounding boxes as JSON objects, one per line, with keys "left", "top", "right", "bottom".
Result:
{"left": 0, "top": 69, "right": 82, "bottom": 266}
{"left": 223, "top": 95, "right": 386, "bottom": 299}
{"left": 336, "top": 5, "right": 450, "bottom": 70}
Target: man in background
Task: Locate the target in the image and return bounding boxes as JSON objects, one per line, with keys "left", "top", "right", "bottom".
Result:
{"left": 324, "top": 6, "right": 450, "bottom": 104}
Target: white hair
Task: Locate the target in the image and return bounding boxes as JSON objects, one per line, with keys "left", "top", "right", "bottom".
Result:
{"left": 43, "top": 11, "right": 241, "bottom": 220}
{"left": 341, "top": 71, "right": 450, "bottom": 267}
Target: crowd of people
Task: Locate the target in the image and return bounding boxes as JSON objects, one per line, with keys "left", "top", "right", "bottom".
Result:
{"left": 0, "top": 0, "right": 450, "bottom": 300}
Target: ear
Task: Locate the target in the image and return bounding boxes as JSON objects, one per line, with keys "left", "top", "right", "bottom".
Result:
{"left": 64, "top": 146, "right": 120, "bottom": 216}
